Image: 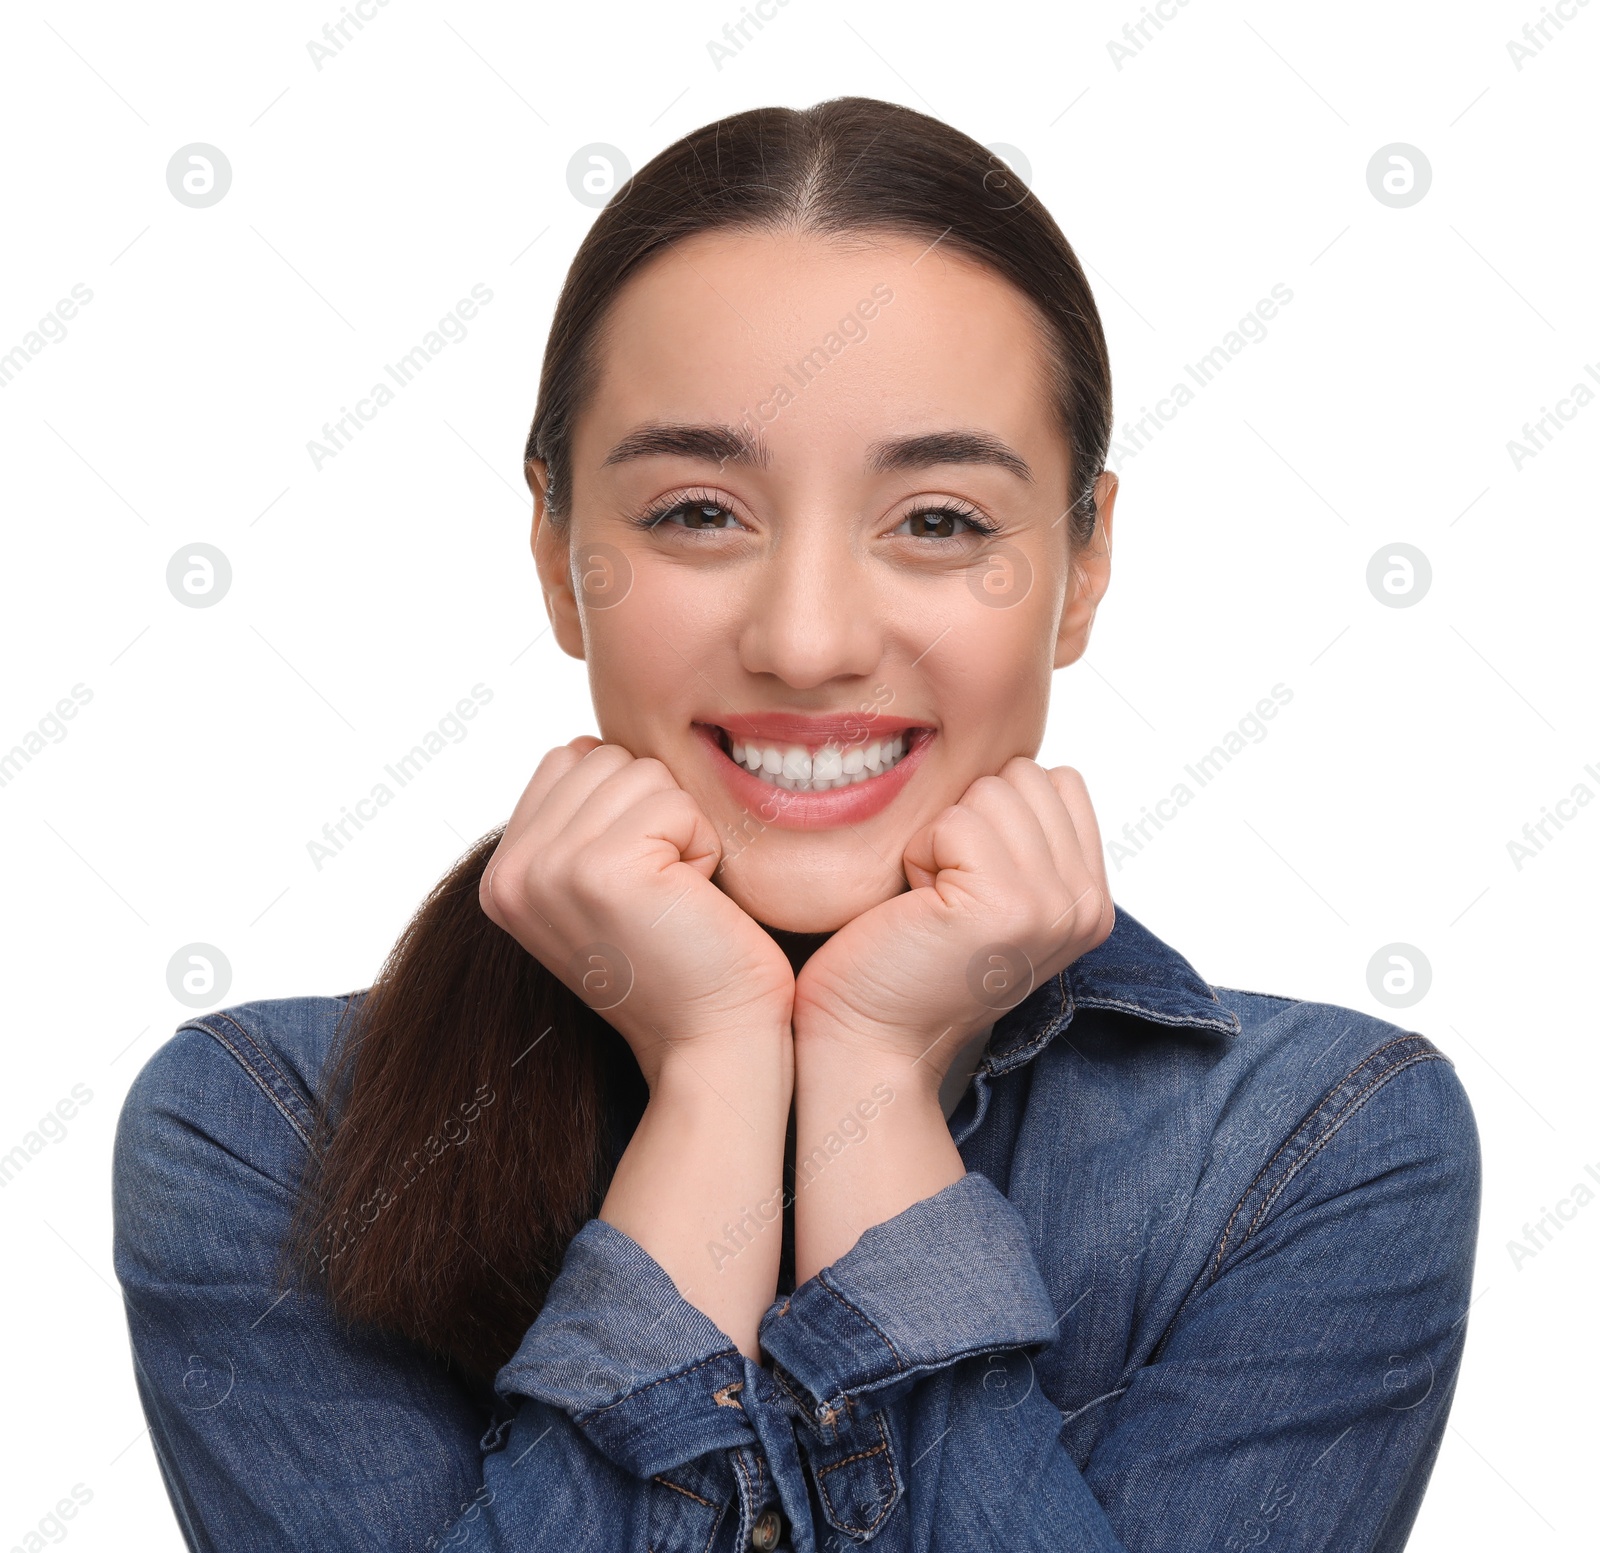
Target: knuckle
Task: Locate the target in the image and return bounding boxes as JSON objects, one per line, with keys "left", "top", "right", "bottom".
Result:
{"left": 628, "top": 755, "right": 674, "bottom": 786}
{"left": 480, "top": 857, "right": 520, "bottom": 922}
{"left": 938, "top": 804, "right": 983, "bottom": 842}
{"left": 575, "top": 743, "right": 629, "bottom": 779}
{"left": 642, "top": 783, "right": 692, "bottom": 821}
{"left": 565, "top": 855, "right": 608, "bottom": 908}
{"left": 533, "top": 745, "right": 573, "bottom": 778}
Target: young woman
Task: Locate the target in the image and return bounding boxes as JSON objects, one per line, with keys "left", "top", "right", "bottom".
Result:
{"left": 113, "top": 97, "right": 1480, "bottom": 1553}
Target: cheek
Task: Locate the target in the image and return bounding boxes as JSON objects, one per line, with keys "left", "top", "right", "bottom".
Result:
{"left": 581, "top": 629, "right": 666, "bottom": 756}
{"left": 579, "top": 596, "right": 736, "bottom": 791}
{"left": 934, "top": 596, "right": 1054, "bottom": 730}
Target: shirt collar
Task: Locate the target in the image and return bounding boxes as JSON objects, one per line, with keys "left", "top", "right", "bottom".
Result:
{"left": 982, "top": 902, "right": 1240, "bottom": 1075}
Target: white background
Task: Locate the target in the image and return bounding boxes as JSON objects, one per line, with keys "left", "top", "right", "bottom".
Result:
{"left": 1, "top": 0, "right": 1594, "bottom": 1547}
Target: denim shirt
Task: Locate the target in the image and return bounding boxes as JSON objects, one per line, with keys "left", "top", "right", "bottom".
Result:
{"left": 112, "top": 906, "right": 1480, "bottom": 1553}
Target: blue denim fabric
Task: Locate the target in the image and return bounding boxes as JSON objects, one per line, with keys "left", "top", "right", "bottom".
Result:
{"left": 113, "top": 906, "right": 1480, "bottom": 1551}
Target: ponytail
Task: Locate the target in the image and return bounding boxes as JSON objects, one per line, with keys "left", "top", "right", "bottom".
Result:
{"left": 286, "top": 829, "right": 645, "bottom": 1383}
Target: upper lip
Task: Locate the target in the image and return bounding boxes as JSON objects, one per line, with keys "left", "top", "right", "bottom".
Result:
{"left": 694, "top": 712, "right": 930, "bottom": 747}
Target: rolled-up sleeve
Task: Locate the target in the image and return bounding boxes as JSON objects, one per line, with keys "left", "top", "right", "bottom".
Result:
{"left": 498, "top": 1218, "right": 760, "bottom": 1478}
{"left": 757, "top": 1171, "right": 1057, "bottom": 1420}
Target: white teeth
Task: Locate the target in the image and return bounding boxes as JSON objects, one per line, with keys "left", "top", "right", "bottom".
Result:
{"left": 719, "top": 729, "right": 917, "bottom": 792}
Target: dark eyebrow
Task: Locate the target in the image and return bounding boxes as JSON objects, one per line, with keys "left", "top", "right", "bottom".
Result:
{"left": 865, "top": 429, "right": 1033, "bottom": 483}
{"left": 601, "top": 423, "right": 770, "bottom": 470}
{"left": 600, "top": 422, "right": 1033, "bottom": 484}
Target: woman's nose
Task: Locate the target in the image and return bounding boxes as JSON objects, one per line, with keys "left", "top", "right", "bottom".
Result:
{"left": 735, "top": 524, "right": 884, "bottom": 690}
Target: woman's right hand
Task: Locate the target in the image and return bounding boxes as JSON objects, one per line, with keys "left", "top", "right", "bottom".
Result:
{"left": 479, "top": 737, "right": 796, "bottom": 1086}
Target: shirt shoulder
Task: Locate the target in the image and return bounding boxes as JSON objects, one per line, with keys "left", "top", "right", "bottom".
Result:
{"left": 114, "top": 991, "right": 363, "bottom": 1210}
{"left": 1007, "top": 973, "right": 1478, "bottom": 1248}
{"left": 1196, "top": 984, "right": 1480, "bottom": 1249}
{"left": 1210, "top": 980, "right": 1467, "bottom": 1118}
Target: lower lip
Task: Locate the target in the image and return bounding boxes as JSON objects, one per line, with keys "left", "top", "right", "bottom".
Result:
{"left": 693, "top": 723, "right": 934, "bottom": 830}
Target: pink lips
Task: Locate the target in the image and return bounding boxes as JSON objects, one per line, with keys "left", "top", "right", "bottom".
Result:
{"left": 692, "top": 718, "right": 934, "bottom": 830}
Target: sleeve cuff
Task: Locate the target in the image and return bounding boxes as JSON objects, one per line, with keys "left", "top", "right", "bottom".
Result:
{"left": 496, "top": 1217, "right": 759, "bottom": 1477}
{"left": 757, "top": 1171, "right": 1057, "bottom": 1421}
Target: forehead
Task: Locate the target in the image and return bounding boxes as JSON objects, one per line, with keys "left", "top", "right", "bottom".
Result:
{"left": 578, "top": 226, "right": 1063, "bottom": 471}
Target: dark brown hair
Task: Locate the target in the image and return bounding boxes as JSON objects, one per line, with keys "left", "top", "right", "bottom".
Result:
{"left": 289, "top": 96, "right": 1114, "bottom": 1384}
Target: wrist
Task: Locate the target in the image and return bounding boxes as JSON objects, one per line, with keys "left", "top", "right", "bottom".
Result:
{"left": 648, "top": 1022, "right": 794, "bottom": 1112}
{"left": 789, "top": 1032, "right": 965, "bottom": 1283}
{"left": 792, "top": 1012, "right": 949, "bottom": 1107}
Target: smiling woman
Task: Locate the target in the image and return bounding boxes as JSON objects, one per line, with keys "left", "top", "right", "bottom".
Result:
{"left": 112, "top": 96, "right": 1480, "bottom": 1553}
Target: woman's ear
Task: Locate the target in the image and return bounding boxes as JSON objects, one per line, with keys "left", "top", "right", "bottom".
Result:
{"left": 528, "top": 458, "right": 586, "bottom": 661}
{"left": 1053, "top": 469, "right": 1117, "bottom": 670}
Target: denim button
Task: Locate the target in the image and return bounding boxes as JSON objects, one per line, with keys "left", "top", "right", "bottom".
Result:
{"left": 749, "top": 1507, "right": 783, "bottom": 1549}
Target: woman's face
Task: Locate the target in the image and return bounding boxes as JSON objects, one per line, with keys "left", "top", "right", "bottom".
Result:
{"left": 533, "top": 226, "right": 1115, "bottom": 934}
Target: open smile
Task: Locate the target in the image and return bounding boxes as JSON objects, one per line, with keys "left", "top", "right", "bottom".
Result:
{"left": 692, "top": 716, "right": 935, "bottom": 829}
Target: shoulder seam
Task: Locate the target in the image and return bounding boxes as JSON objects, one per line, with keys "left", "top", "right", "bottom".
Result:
{"left": 179, "top": 1010, "right": 320, "bottom": 1152}
{"left": 1235, "top": 1053, "right": 1446, "bottom": 1254}
{"left": 1209, "top": 1033, "right": 1446, "bottom": 1281}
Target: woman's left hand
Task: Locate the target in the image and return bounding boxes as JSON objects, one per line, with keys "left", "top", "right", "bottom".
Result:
{"left": 792, "top": 758, "right": 1115, "bottom": 1090}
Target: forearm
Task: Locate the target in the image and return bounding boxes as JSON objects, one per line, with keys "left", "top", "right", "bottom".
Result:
{"left": 790, "top": 1020, "right": 965, "bottom": 1285}
{"left": 600, "top": 1027, "right": 792, "bottom": 1357}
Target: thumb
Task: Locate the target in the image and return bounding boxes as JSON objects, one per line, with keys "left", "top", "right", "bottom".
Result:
{"left": 647, "top": 789, "right": 724, "bottom": 884}
{"left": 901, "top": 804, "right": 962, "bottom": 892}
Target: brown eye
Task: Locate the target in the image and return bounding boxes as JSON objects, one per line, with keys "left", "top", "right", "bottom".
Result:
{"left": 895, "top": 506, "right": 994, "bottom": 540}
{"left": 658, "top": 500, "right": 737, "bottom": 529}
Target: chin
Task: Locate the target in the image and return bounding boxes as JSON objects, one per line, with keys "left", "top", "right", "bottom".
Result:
{"left": 715, "top": 857, "right": 905, "bottom": 935}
